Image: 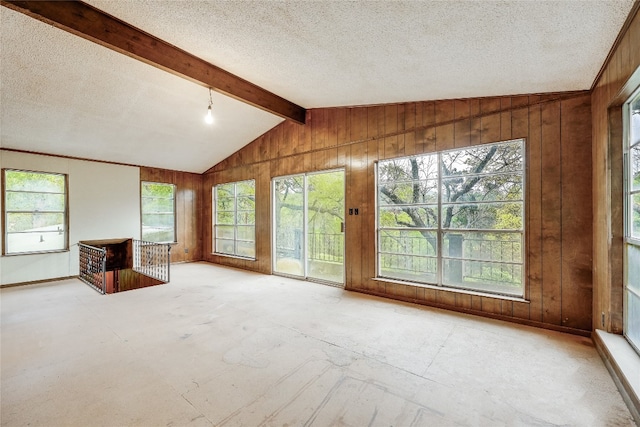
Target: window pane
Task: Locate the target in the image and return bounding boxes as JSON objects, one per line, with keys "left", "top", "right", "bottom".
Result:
{"left": 237, "top": 196, "right": 255, "bottom": 210}
{"left": 141, "top": 197, "right": 174, "bottom": 213}
{"left": 632, "top": 193, "right": 640, "bottom": 238}
{"left": 141, "top": 182, "right": 175, "bottom": 242}
{"left": 379, "top": 229, "right": 437, "bottom": 256}
{"left": 6, "top": 212, "right": 64, "bottom": 233}
{"left": 213, "top": 180, "right": 255, "bottom": 258}
{"left": 442, "top": 202, "right": 522, "bottom": 230}
{"left": 4, "top": 170, "right": 68, "bottom": 254}
{"left": 237, "top": 211, "right": 255, "bottom": 225}
{"left": 5, "top": 170, "right": 64, "bottom": 193}
{"left": 7, "top": 231, "right": 66, "bottom": 253}
{"left": 379, "top": 180, "right": 438, "bottom": 205}
{"left": 443, "top": 231, "right": 522, "bottom": 263}
{"left": 443, "top": 259, "right": 523, "bottom": 296}
{"left": 216, "top": 239, "right": 235, "bottom": 254}
{"left": 237, "top": 226, "right": 255, "bottom": 242}
{"left": 216, "top": 211, "right": 234, "bottom": 225}
{"left": 142, "top": 182, "right": 174, "bottom": 198}
{"left": 142, "top": 213, "right": 174, "bottom": 228}
{"left": 216, "top": 197, "right": 234, "bottom": 212}
{"left": 379, "top": 206, "right": 438, "bottom": 228}
{"left": 441, "top": 175, "right": 523, "bottom": 203}
{"left": 378, "top": 156, "right": 438, "bottom": 182}
{"left": 631, "top": 144, "right": 640, "bottom": 191}
{"left": 376, "top": 138, "right": 524, "bottom": 297}
{"left": 142, "top": 227, "right": 174, "bottom": 243}
{"left": 441, "top": 141, "right": 523, "bottom": 176}
{"left": 626, "top": 290, "right": 640, "bottom": 352}
{"left": 216, "top": 226, "right": 235, "bottom": 239}
{"left": 236, "top": 181, "right": 255, "bottom": 196}
{"left": 379, "top": 253, "right": 437, "bottom": 283}
{"left": 216, "top": 184, "right": 234, "bottom": 198}
{"left": 6, "top": 192, "right": 64, "bottom": 212}
{"left": 627, "top": 244, "right": 640, "bottom": 293}
{"left": 236, "top": 241, "right": 255, "bottom": 258}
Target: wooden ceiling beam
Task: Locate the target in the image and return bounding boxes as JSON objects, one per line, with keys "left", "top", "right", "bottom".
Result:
{"left": 1, "top": 0, "right": 306, "bottom": 124}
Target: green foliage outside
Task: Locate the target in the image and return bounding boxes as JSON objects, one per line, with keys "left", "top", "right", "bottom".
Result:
{"left": 141, "top": 182, "right": 175, "bottom": 242}
{"left": 214, "top": 180, "right": 256, "bottom": 257}
{"left": 4, "top": 170, "right": 66, "bottom": 235}
{"left": 377, "top": 140, "right": 524, "bottom": 293}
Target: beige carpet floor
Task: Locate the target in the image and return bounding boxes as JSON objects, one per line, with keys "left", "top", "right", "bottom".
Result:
{"left": 1, "top": 262, "right": 635, "bottom": 426}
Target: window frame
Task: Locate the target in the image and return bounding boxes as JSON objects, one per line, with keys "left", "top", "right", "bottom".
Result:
{"left": 140, "top": 181, "right": 177, "bottom": 244}
{"left": 2, "top": 168, "right": 69, "bottom": 256}
{"left": 212, "top": 179, "right": 256, "bottom": 260}
{"left": 375, "top": 139, "right": 526, "bottom": 298}
{"left": 623, "top": 85, "right": 640, "bottom": 355}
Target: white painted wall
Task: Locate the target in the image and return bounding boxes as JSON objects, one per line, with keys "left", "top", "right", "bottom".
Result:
{"left": 0, "top": 151, "right": 140, "bottom": 285}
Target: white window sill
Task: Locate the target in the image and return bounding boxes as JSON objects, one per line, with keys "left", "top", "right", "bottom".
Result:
{"left": 594, "top": 329, "right": 640, "bottom": 424}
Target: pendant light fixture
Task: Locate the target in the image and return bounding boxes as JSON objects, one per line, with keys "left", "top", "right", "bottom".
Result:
{"left": 204, "top": 88, "right": 214, "bottom": 124}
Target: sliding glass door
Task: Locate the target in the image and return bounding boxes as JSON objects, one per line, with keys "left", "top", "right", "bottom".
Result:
{"left": 273, "top": 170, "right": 345, "bottom": 285}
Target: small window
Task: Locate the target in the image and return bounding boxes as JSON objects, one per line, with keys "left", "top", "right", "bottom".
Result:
{"left": 141, "top": 182, "right": 176, "bottom": 243}
{"left": 213, "top": 180, "right": 255, "bottom": 258}
{"left": 3, "top": 169, "right": 68, "bottom": 255}
{"left": 376, "top": 139, "right": 525, "bottom": 297}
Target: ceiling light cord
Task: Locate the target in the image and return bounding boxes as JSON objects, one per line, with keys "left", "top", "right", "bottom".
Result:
{"left": 205, "top": 88, "right": 214, "bottom": 124}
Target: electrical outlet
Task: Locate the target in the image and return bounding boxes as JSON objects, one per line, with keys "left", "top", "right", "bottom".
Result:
{"left": 184, "top": 248, "right": 189, "bottom": 254}
{"left": 601, "top": 312, "right": 605, "bottom": 327}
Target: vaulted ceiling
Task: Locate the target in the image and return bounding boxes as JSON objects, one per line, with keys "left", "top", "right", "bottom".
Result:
{"left": 0, "top": 1, "right": 635, "bottom": 173}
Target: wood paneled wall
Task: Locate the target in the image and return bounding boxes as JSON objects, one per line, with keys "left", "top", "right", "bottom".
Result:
{"left": 591, "top": 5, "right": 640, "bottom": 333}
{"left": 204, "top": 91, "right": 594, "bottom": 333}
{"left": 140, "top": 167, "right": 203, "bottom": 263}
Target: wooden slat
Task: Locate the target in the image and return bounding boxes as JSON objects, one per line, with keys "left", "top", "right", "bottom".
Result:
{"left": 435, "top": 100, "right": 454, "bottom": 151}
{"left": 560, "top": 94, "right": 593, "bottom": 330}
{"left": 480, "top": 113, "right": 501, "bottom": 144}
{"left": 256, "top": 163, "right": 271, "bottom": 273}
{"left": 384, "top": 104, "right": 400, "bottom": 159}
{"left": 481, "top": 97, "right": 502, "bottom": 114}
{"left": 540, "top": 100, "right": 562, "bottom": 326}
{"left": 311, "top": 109, "right": 326, "bottom": 151}
{"left": 364, "top": 138, "right": 379, "bottom": 292}
{"left": 454, "top": 99, "right": 471, "bottom": 148}
{"left": 527, "top": 102, "right": 542, "bottom": 322}
{"left": 500, "top": 97, "right": 512, "bottom": 140}
{"left": 0, "top": 0, "right": 306, "bottom": 124}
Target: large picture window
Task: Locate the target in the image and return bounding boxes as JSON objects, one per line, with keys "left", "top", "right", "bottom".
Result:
{"left": 623, "top": 87, "right": 640, "bottom": 354}
{"left": 3, "top": 169, "right": 68, "bottom": 255}
{"left": 213, "top": 180, "right": 255, "bottom": 258}
{"left": 377, "top": 139, "right": 525, "bottom": 297}
{"left": 141, "top": 182, "right": 176, "bottom": 243}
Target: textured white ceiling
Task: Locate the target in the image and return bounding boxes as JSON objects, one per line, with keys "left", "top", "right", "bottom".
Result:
{"left": 0, "top": 7, "right": 283, "bottom": 173}
{"left": 0, "top": 1, "right": 635, "bottom": 173}
{"left": 87, "top": 0, "right": 634, "bottom": 107}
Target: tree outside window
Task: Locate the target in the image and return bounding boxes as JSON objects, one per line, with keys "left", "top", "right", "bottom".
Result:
{"left": 141, "top": 182, "right": 176, "bottom": 243}
{"left": 377, "top": 139, "right": 525, "bottom": 297}
{"left": 3, "top": 169, "right": 68, "bottom": 254}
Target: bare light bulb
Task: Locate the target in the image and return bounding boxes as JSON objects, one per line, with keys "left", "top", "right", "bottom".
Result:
{"left": 205, "top": 105, "right": 214, "bottom": 124}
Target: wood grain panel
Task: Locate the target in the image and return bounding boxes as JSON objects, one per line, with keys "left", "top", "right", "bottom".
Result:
{"left": 203, "top": 89, "right": 594, "bottom": 334}
{"left": 526, "top": 103, "right": 542, "bottom": 322}
{"left": 540, "top": 101, "right": 562, "bottom": 326}
{"left": 591, "top": 4, "right": 640, "bottom": 333}
{"left": 560, "top": 94, "right": 592, "bottom": 330}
